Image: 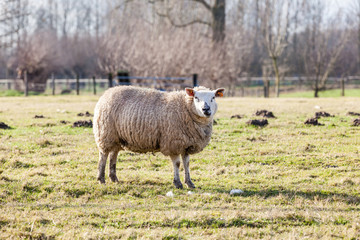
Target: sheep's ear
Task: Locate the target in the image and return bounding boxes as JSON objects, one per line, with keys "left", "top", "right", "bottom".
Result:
{"left": 215, "top": 88, "right": 225, "bottom": 97}
{"left": 185, "top": 88, "right": 195, "bottom": 97}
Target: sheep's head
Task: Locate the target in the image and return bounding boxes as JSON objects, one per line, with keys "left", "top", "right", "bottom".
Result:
{"left": 185, "top": 86, "right": 225, "bottom": 118}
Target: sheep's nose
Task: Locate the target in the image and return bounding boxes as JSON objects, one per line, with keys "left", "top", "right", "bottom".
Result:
{"left": 202, "top": 104, "right": 211, "bottom": 116}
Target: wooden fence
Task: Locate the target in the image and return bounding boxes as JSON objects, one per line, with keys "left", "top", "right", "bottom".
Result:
{"left": 1, "top": 75, "right": 359, "bottom": 97}
{"left": 0, "top": 74, "right": 198, "bottom": 96}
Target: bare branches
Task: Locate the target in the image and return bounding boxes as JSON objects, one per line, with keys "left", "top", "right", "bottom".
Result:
{"left": 301, "top": 0, "right": 351, "bottom": 97}
{"left": 150, "top": 0, "right": 224, "bottom": 42}
{"left": 259, "top": 0, "right": 291, "bottom": 97}
{"left": 156, "top": 11, "right": 211, "bottom": 27}
{"left": 0, "top": 0, "right": 357, "bottom": 94}
{"left": 190, "top": 0, "right": 211, "bottom": 11}
{"left": 152, "top": 0, "right": 211, "bottom": 27}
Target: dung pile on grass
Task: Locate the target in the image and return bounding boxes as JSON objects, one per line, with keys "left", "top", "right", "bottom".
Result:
{"left": 230, "top": 114, "right": 243, "bottom": 119}
{"left": 315, "top": 111, "right": 334, "bottom": 118}
{"left": 246, "top": 119, "right": 268, "bottom": 127}
{"left": 77, "top": 111, "right": 93, "bottom": 117}
{"left": 348, "top": 112, "right": 360, "bottom": 116}
{"left": 352, "top": 119, "right": 360, "bottom": 126}
{"left": 72, "top": 120, "right": 92, "bottom": 128}
{"left": 305, "top": 118, "right": 324, "bottom": 126}
{"left": 255, "top": 110, "right": 275, "bottom": 118}
{"left": 0, "top": 122, "right": 11, "bottom": 129}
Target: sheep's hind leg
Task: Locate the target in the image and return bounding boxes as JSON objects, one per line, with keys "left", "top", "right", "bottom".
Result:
{"left": 182, "top": 154, "right": 195, "bottom": 188}
{"left": 97, "top": 151, "right": 109, "bottom": 184}
{"left": 109, "top": 150, "right": 119, "bottom": 182}
{"left": 170, "top": 155, "right": 183, "bottom": 189}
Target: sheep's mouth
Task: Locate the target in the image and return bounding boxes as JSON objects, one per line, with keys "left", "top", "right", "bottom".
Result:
{"left": 203, "top": 111, "right": 212, "bottom": 117}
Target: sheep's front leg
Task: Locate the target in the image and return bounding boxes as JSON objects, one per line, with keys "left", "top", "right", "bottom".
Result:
{"left": 97, "top": 151, "right": 109, "bottom": 184}
{"left": 109, "top": 151, "right": 119, "bottom": 182}
{"left": 182, "top": 154, "right": 195, "bottom": 188}
{"left": 170, "top": 155, "right": 183, "bottom": 189}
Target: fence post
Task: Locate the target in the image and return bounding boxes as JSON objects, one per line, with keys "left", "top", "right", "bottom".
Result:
{"left": 192, "top": 74, "right": 198, "bottom": 87}
{"left": 76, "top": 74, "right": 80, "bottom": 95}
{"left": 24, "top": 70, "right": 28, "bottom": 97}
{"left": 117, "top": 71, "right": 129, "bottom": 85}
{"left": 263, "top": 85, "right": 267, "bottom": 98}
{"left": 341, "top": 78, "right": 345, "bottom": 97}
{"left": 108, "top": 73, "right": 113, "bottom": 88}
{"left": 52, "top": 73, "right": 55, "bottom": 95}
{"left": 93, "top": 76, "right": 96, "bottom": 95}
{"left": 264, "top": 79, "right": 270, "bottom": 98}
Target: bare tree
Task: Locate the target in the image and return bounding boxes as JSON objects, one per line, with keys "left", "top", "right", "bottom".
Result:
{"left": 259, "top": 0, "right": 290, "bottom": 97}
{"left": 1, "top": 0, "right": 358, "bottom": 96}
{"left": 348, "top": 0, "right": 360, "bottom": 75}
{"left": 149, "top": 0, "right": 225, "bottom": 43}
{"left": 9, "top": 30, "right": 59, "bottom": 92}
{"left": 302, "top": 0, "right": 350, "bottom": 97}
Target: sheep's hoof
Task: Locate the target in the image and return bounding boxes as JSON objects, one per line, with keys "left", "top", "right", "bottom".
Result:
{"left": 185, "top": 180, "right": 196, "bottom": 189}
{"left": 97, "top": 177, "right": 106, "bottom": 184}
{"left": 109, "top": 174, "right": 119, "bottom": 183}
{"left": 173, "top": 179, "right": 183, "bottom": 189}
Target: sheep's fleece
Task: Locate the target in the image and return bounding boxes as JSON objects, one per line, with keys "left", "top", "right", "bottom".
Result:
{"left": 93, "top": 85, "right": 224, "bottom": 188}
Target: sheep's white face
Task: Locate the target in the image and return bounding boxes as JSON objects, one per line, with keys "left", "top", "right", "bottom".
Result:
{"left": 185, "top": 87, "right": 225, "bottom": 118}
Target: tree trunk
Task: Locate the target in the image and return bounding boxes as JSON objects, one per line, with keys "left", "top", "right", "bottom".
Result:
{"left": 358, "top": 20, "right": 360, "bottom": 74}
{"left": 24, "top": 70, "right": 28, "bottom": 97}
{"left": 314, "top": 77, "right": 319, "bottom": 98}
{"left": 314, "top": 88, "right": 319, "bottom": 98}
{"left": 271, "top": 57, "right": 280, "bottom": 97}
{"left": 212, "top": 0, "right": 225, "bottom": 42}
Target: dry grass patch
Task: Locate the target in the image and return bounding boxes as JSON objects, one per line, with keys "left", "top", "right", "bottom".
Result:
{"left": 0, "top": 96, "right": 359, "bottom": 239}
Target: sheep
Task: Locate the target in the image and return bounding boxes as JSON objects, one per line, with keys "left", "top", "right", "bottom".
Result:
{"left": 93, "top": 85, "right": 225, "bottom": 189}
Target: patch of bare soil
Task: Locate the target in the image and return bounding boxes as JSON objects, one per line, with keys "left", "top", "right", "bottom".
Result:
{"left": 255, "top": 110, "right": 275, "bottom": 118}
{"left": 246, "top": 119, "right": 268, "bottom": 127}
{"left": 0, "top": 122, "right": 11, "bottom": 129}
{"left": 348, "top": 112, "right": 360, "bottom": 116}
{"left": 352, "top": 119, "right": 360, "bottom": 126}
{"left": 77, "top": 111, "right": 93, "bottom": 117}
{"left": 315, "top": 111, "right": 334, "bottom": 118}
{"left": 72, "top": 120, "right": 92, "bottom": 128}
{"left": 231, "top": 114, "right": 243, "bottom": 119}
{"left": 304, "top": 118, "right": 324, "bottom": 126}
{"left": 34, "top": 115, "right": 45, "bottom": 118}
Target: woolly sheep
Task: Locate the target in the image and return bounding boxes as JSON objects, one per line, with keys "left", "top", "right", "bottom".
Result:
{"left": 93, "top": 86, "right": 225, "bottom": 188}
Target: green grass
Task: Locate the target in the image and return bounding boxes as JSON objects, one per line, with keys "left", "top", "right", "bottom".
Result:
{"left": 0, "top": 95, "right": 360, "bottom": 239}
{"left": 0, "top": 89, "right": 24, "bottom": 97}
{"left": 281, "top": 88, "right": 360, "bottom": 98}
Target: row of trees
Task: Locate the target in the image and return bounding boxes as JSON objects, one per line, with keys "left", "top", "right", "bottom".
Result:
{"left": 0, "top": 0, "right": 359, "bottom": 97}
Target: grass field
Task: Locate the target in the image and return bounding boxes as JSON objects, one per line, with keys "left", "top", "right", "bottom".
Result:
{"left": 280, "top": 89, "right": 360, "bottom": 98}
{"left": 0, "top": 95, "right": 360, "bottom": 239}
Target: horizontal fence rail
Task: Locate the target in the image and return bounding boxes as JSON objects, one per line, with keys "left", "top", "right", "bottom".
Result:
{"left": 1, "top": 75, "right": 359, "bottom": 97}
{"left": 117, "top": 76, "right": 191, "bottom": 81}
{"left": 0, "top": 74, "right": 199, "bottom": 96}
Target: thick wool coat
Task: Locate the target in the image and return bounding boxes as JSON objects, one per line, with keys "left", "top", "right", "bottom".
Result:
{"left": 93, "top": 86, "right": 213, "bottom": 156}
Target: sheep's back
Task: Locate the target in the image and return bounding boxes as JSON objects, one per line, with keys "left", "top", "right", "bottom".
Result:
{"left": 94, "top": 86, "right": 212, "bottom": 156}
{"left": 106, "top": 87, "right": 165, "bottom": 152}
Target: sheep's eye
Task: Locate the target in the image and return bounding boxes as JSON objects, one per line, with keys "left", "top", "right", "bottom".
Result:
{"left": 194, "top": 97, "right": 199, "bottom": 102}
{"left": 211, "top": 96, "right": 215, "bottom": 102}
